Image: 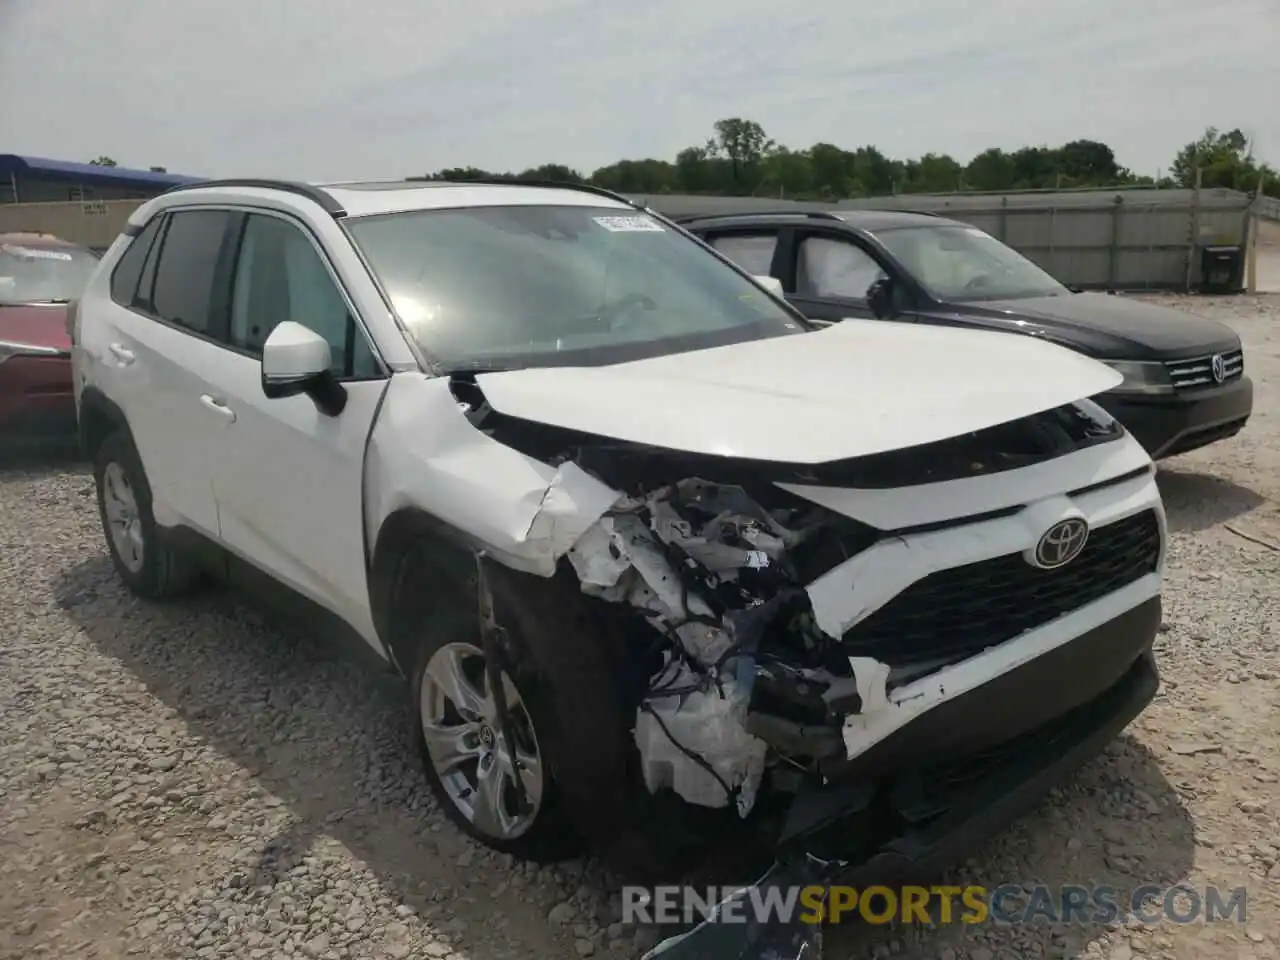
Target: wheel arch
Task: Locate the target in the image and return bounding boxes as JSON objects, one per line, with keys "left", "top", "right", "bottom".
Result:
{"left": 78, "top": 385, "right": 132, "bottom": 463}
{"left": 368, "top": 506, "right": 480, "bottom": 676}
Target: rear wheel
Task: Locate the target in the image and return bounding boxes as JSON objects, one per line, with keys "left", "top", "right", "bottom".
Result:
{"left": 93, "top": 431, "right": 198, "bottom": 600}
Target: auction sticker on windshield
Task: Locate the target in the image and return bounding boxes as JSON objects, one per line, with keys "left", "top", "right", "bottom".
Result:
{"left": 593, "top": 215, "right": 664, "bottom": 233}
{"left": 1, "top": 244, "right": 74, "bottom": 261}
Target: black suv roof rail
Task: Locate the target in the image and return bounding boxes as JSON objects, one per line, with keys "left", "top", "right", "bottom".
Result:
{"left": 670, "top": 210, "right": 844, "bottom": 224}
{"left": 159, "top": 178, "right": 347, "bottom": 217}
{"left": 404, "top": 176, "right": 643, "bottom": 209}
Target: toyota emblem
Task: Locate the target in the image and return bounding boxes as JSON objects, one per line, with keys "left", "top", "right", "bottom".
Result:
{"left": 1210, "top": 354, "right": 1226, "bottom": 384}
{"left": 1032, "top": 518, "right": 1090, "bottom": 569}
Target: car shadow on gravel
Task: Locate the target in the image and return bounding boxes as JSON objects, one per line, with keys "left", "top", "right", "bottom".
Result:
{"left": 53, "top": 556, "right": 574, "bottom": 960}
{"left": 827, "top": 732, "right": 1199, "bottom": 959}
{"left": 0, "top": 442, "right": 86, "bottom": 473}
{"left": 1156, "top": 465, "right": 1266, "bottom": 534}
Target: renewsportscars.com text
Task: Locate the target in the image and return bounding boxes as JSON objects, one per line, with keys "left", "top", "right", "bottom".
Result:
{"left": 622, "top": 884, "right": 1248, "bottom": 927}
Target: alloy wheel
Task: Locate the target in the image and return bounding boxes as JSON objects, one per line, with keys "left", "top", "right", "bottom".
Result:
{"left": 102, "top": 461, "right": 145, "bottom": 574}
{"left": 419, "top": 641, "right": 545, "bottom": 840}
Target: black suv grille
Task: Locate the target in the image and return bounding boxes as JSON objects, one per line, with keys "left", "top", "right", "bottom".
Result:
{"left": 841, "top": 509, "right": 1161, "bottom": 667}
{"left": 1165, "top": 350, "right": 1243, "bottom": 390}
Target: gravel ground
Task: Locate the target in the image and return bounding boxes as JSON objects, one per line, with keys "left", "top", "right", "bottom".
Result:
{"left": 2, "top": 294, "right": 1278, "bottom": 960}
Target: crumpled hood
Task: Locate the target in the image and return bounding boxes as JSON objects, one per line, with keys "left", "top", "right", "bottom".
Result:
{"left": 475, "top": 319, "right": 1122, "bottom": 465}
{"left": 964, "top": 292, "right": 1241, "bottom": 359}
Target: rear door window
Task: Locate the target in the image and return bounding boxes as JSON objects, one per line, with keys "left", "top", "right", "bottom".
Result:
{"left": 708, "top": 233, "right": 780, "bottom": 277}
{"left": 150, "top": 210, "right": 234, "bottom": 335}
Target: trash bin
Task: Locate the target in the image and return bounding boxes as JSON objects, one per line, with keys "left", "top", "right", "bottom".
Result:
{"left": 1200, "top": 245, "right": 1243, "bottom": 294}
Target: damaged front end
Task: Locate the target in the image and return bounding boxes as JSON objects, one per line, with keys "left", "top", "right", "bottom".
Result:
{"left": 407, "top": 365, "right": 1161, "bottom": 960}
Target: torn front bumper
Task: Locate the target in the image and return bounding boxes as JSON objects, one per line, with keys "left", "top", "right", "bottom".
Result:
{"left": 645, "top": 598, "right": 1162, "bottom": 960}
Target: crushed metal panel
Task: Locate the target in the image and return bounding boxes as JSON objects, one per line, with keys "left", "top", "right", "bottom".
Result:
{"left": 366, "top": 374, "right": 622, "bottom": 575}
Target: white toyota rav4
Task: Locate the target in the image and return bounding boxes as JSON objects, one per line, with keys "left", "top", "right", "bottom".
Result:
{"left": 71, "top": 178, "right": 1165, "bottom": 915}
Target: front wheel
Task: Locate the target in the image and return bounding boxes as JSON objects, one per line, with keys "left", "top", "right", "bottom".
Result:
{"left": 414, "top": 638, "right": 553, "bottom": 849}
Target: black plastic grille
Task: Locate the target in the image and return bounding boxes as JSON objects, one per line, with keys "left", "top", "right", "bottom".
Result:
{"left": 841, "top": 509, "right": 1161, "bottom": 667}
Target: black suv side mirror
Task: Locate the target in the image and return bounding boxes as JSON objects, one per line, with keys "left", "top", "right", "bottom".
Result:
{"left": 867, "top": 277, "right": 896, "bottom": 320}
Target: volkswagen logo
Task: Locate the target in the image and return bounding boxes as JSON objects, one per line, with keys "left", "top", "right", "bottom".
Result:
{"left": 1210, "top": 354, "right": 1227, "bottom": 384}
{"left": 1032, "top": 518, "right": 1090, "bottom": 569}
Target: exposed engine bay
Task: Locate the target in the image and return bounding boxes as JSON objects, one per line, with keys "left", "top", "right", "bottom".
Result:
{"left": 567, "top": 477, "right": 859, "bottom": 817}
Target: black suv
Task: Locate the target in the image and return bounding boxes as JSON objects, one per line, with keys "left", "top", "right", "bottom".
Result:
{"left": 680, "top": 210, "right": 1253, "bottom": 459}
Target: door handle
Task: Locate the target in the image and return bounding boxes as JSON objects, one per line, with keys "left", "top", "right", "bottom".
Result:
{"left": 108, "top": 343, "right": 136, "bottom": 365}
{"left": 199, "top": 394, "right": 237, "bottom": 423}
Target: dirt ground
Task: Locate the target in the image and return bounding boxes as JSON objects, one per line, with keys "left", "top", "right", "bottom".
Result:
{"left": 1, "top": 294, "right": 1278, "bottom": 960}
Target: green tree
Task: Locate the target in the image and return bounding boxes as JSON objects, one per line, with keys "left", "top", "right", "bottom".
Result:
{"left": 673, "top": 146, "right": 717, "bottom": 193}
{"left": 903, "top": 153, "right": 963, "bottom": 194}
{"left": 705, "top": 118, "right": 774, "bottom": 189}
{"left": 1058, "top": 139, "right": 1120, "bottom": 185}
{"left": 964, "top": 148, "right": 1018, "bottom": 191}
{"left": 517, "top": 163, "right": 584, "bottom": 183}
{"left": 89, "top": 156, "right": 117, "bottom": 167}
{"left": 416, "top": 117, "right": 1278, "bottom": 202}
{"left": 1170, "top": 127, "right": 1276, "bottom": 194}
{"left": 590, "top": 158, "right": 677, "bottom": 193}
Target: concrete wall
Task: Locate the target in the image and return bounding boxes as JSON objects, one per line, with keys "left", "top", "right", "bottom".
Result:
{"left": 0, "top": 198, "right": 141, "bottom": 250}
{"left": 832, "top": 188, "right": 1253, "bottom": 291}
{"left": 1255, "top": 195, "right": 1280, "bottom": 223}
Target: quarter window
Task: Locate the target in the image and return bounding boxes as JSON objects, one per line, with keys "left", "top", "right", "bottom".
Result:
{"left": 229, "top": 214, "right": 379, "bottom": 378}
{"left": 151, "top": 210, "right": 232, "bottom": 333}
{"left": 797, "top": 236, "right": 886, "bottom": 301}
{"left": 109, "top": 216, "right": 164, "bottom": 307}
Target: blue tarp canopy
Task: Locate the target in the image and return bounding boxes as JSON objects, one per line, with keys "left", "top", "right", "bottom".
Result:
{"left": 0, "top": 154, "right": 204, "bottom": 188}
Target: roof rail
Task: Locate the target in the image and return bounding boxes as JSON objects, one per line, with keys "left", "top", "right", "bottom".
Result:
{"left": 670, "top": 210, "right": 844, "bottom": 224}
{"left": 405, "top": 176, "right": 643, "bottom": 209}
{"left": 160, "top": 178, "right": 347, "bottom": 217}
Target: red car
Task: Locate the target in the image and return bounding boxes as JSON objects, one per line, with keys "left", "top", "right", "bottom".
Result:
{"left": 0, "top": 233, "right": 100, "bottom": 447}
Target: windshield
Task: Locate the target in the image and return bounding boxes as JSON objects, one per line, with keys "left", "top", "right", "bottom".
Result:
{"left": 873, "top": 224, "right": 1069, "bottom": 303}
{"left": 344, "top": 205, "right": 804, "bottom": 370}
{"left": 0, "top": 241, "right": 100, "bottom": 304}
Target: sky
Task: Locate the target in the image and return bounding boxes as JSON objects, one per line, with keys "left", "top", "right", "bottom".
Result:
{"left": 1, "top": 0, "right": 1277, "bottom": 182}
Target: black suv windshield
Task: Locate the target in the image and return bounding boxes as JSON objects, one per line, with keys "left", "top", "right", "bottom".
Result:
{"left": 873, "top": 224, "right": 1069, "bottom": 303}
{"left": 345, "top": 205, "right": 804, "bottom": 370}
{"left": 0, "top": 241, "right": 100, "bottom": 304}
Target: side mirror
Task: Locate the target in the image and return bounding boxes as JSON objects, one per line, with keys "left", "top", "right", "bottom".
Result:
{"left": 753, "top": 275, "right": 785, "bottom": 297}
{"left": 261, "top": 321, "right": 347, "bottom": 416}
{"left": 866, "top": 277, "right": 896, "bottom": 320}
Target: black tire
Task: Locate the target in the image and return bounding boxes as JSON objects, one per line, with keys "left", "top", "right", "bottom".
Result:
{"left": 398, "top": 545, "right": 761, "bottom": 881}
{"left": 403, "top": 547, "right": 588, "bottom": 863}
{"left": 93, "top": 430, "right": 199, "bottom": 600}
